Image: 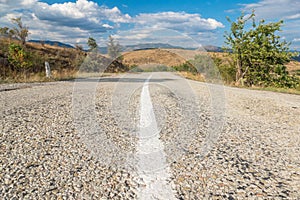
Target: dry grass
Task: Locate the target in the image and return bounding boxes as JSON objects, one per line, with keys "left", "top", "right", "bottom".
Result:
{"left": 177, "top": 71, "right": 205, "bottom": 82}
{"left": 122, "top": 48, "right": 226, "bottom": 67}
{"left": 0, "top": 38, "right": 88, "bottom": 83}
{"left": 122, "top": 49, "right": 187, "bottom": 67}
{"left": 0, "top": 69, "right": 78, "bottom": 83}
{"left": 286, "top": 61, "right": 300, "bottom": 77}
{"left": 242, "top": 85, "right": 300, "bottom": 95}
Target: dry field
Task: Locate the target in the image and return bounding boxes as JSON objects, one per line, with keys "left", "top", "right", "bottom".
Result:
{"left": 122, "top": 48, "right": 300, "bottom": 77}
{"left": 122, "top": 49, "right": 187, "bottom": 67}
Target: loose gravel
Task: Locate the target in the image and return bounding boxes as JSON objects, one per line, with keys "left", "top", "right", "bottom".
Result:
{"left": 0, "top": 81, "right": 137, "bottom": 199}
{"left": 1, "top": 72, "right": 300, "bottom": 199}
{"left": 168, "top": 80, "right": 300, "bottom": 199}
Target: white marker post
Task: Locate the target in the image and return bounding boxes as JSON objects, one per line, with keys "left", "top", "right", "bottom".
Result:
{"left": 45, "top": 61, "right": 51, "bottom": 78}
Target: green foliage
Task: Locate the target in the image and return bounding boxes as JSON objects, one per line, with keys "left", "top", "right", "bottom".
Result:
{"left": 271, "top": 65, "right": 299, "bottom": 88}
{"left": 80, "top": 52, "right": 106, "bottom": 72}
{"left": 224, "top": 11, "right": 299, "bottom": 88}
{"left": 87, "top": 37, "right": 98, "bottom": 51}
{"left": 8, "top": 43, "right": 32, "bottom": 70}
{"left": 212, "top": 57, "right": 236, "bottom": 83}
{"left": 107, "top": 35, "right": 122, "bottom": 60}
{"left": 187, "top": 54, "right": 225, "bottom": 82}
{"left": 172, "top": 62, "right": 197, "bottom": 73}
{"left": 190, "top": 54, "right": 213, "bottom": 73}
{"left": 129, "top": 64, "right": 172, "bottom": 72}
{"left": 145, "top": 65, "right": 171, "bottom": 72}
{"left": 189, "top": 54, "right": 219, "bottom": 78}
{"left": 0, "top": 27, "right": 9, "bottom": 35}
{"left": 130, "top": 65, "right": 144, "bottom": 72}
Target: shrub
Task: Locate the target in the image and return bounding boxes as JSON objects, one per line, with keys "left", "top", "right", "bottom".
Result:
{"left": 8, "top": 43, "right": 32, "bottom": 73}
{"left": 172, "top": 62, "right": 197, "bottom": 73}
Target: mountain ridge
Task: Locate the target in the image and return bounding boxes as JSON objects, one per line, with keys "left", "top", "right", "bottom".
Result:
{"left": 27, "top": 40, "right": 224, "bottom": 53}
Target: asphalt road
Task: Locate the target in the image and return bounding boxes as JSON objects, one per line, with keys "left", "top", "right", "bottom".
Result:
{"left": 1, "top": 72, "right": 300, "bottom": 199}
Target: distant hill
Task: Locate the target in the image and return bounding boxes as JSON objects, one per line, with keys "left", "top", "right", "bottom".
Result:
{"left": 123, "top": 43, "right": 184, "bottom": 51}
{"left": 292, "top": 55, "right": 300, "bottom": 62}
{"left": 28, "top": 40, "right": 74, "bottom": 49}
{"left": 98, "top": 43, "right": 184, "bottom": 54}
{"left": 27, "top": 40, "right": 225, "bottom": 53}
{"left": 99, "top": 43, "right": 225, "bottom": 54}
{"left": 203, "top": 45, "right": 224, "bottom": 52}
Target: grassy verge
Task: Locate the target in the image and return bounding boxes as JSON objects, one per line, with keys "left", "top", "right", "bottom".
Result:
{"left": 178, "top": 72, "right": 300, "bottom": 95}
{"left": 0, "top": 71, "right": 118, "bottom": 84}
{"left": 177, "top": 71, "right": 205, "bottom": 82}
{"left": 243, "top": 86, "right": 300, "bottom": 95}
{"left": 0, "top": 70, "right": 76, "bottom": 84}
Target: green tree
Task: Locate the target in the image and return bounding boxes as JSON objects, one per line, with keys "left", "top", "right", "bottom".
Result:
{"left": 0, "top": 27, "right": 9, "bottom": 36}
{"left": 11, "top": 17, "right": 29, "bottom": 45}
{"left": 87, "top": 37, "right": 98, "bottom": 51}
{"left": 224, "top": 11, "right": 298, "bottom": 87}
{"left": 107, "top": 35, "right": 122, "bottom": 60}
{"left": 8, "top": 43, "right": 32, "bottom": 73}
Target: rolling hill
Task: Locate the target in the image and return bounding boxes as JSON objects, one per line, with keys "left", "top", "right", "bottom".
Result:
{"left": 28, "top": 40, "right": 74, "bottom": 49}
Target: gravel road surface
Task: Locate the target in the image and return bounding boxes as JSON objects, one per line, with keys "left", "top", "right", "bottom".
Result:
{"left": 1, "top": 72, "right": 299, "bottom": 199}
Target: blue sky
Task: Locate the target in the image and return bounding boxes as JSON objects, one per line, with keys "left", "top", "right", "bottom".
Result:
{"left": 0, "top": 0, "right": 299, "bottom": 50}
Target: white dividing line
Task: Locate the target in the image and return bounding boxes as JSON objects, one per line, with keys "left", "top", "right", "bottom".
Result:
{"left": 136, "top": 74, "right": 176, "bottom": 200}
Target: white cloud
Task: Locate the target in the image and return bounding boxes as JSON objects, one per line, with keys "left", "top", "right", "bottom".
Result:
{"left": 134, "top": 12, "right": 224, "bottom": 32}
{"left": 33, "top": 0, "right": 131, "bottom": 31}
{"left": 124, "top": 12, "right": 224, "bottom": 47}
{"left": 102, "top": 24, "right": 113, "bottom": 29}
{"left": 286, "top": 14, "right": 300, "bottom": 20}
{"left": 0, "top": 0, "right": 131, "bottom": 47}
{"left": 0, "top": 0, "right": 36, "bottom": 12}
{"left": 0, "top": 0, "right": 224, "bottom": 48}
{"left": 241, "top": 0, "right": 300, "bottom": 49}
{"left": 22, "top": 0, "right": 36, "bottom": 5}
{"left": 241, "top": 0, "right": 300, "bottom": 20}
{"left": 293, "top": 38, "right": 300, "bottom": 42}
{"left": 112, "top": 28, "right": 213, "bottom": 48}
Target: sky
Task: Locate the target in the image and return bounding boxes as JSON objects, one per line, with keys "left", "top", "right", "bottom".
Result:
{"left": 0, "top": 0, "right": 299, "bottom": 50}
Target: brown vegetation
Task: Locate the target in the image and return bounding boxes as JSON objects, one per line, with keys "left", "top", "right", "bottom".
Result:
{"left": 0, "top": 37, "right": 127, "bottom": 82}
{"left": 122, "top": 49, "right": 187, "bottom": 67}
{"left": 123, "top": 48, "right": 300, "bottom": 76}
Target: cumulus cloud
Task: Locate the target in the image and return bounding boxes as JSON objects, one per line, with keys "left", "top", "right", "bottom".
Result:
{"left": 286, "top": 14, "right": 300, "bottom": 20}
{"left": 33, "top": 0, "right": 130, "bottom": 32}
{"left": 0, "top": 0, "right": 224, "bottom": 48}
{"left": 293, "top": 38, "right": 300, "bottom": 42}
{"left": 125, "top": 12, "right": 224, "bottom": 46}
{"left": 241, "top": 0, "right": 300, "bottom": 20}
{"left": 134, "top": 12, "right": 224, "bottom": 32}
{"left": 112, "top": 28, "right": 217, "bottom": 48}
{"left": 0, "top": 0, "right": 131, "bottom": 46}
{"left": 0, "top": 0, "right": 37, "bottom": 15}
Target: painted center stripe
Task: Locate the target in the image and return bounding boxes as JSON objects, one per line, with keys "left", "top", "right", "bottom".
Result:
{"left": 136, "top": 74, "right": 176, "bottom": 200}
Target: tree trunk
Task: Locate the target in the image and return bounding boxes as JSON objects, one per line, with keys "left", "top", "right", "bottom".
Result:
{"left": 235, "top": 50, "right": 243, "bottom": 86}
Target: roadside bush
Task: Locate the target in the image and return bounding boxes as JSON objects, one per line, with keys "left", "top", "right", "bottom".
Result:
{"left": 172, "top": 62, "right": 197, "bottom": 73}
{"left": 190, "top": 54, "right": 213, "bottom": 73}
{"left": 130, "top": 66, "right": 144, "bottom": 72}
{"left": 271, "top": 65, "right": 299, "bottom": 88}
{"left": 144, "top": 65, "right": 171, "bottom": 72}
{"left": 8, "top": 43, "right": 32, "bottom": 74}
{"left": 211, "top": 56, "right": 236, "bottom": 84}
{"left": 218, "top": 64, "right": 236, "bottom": 84}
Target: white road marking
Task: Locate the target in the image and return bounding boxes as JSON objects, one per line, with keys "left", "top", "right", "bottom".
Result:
{"left": 136, "top": 74, "right": 176, "bottom": 200}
